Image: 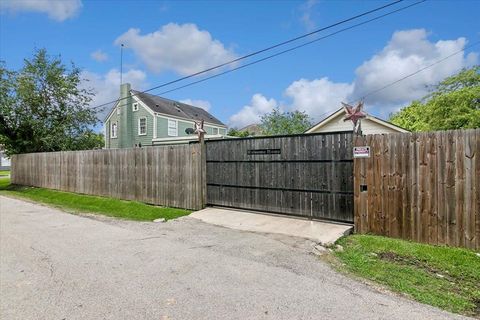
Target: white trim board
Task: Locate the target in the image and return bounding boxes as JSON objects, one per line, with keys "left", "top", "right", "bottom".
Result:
{"left": 152, "top": 134, "right": 225, "bottom": 143}
{"left": 103, "top": 100, "right": 121, "bottom": 123}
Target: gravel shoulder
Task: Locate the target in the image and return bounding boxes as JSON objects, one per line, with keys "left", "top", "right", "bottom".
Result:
{"left": 0, "top": 196, "right": 469, "bottom": 320}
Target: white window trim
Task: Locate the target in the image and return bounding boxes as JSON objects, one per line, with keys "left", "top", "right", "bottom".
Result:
{"left": 167, "top": 118, "right": 178, "bottom": 137}
{"left": 132, "top": 103, "right": 139, "bottom": 112}
{"left": 111, "top": 122, "right": 118, "bottom": 139}
{"left": 138, "top": 117, "right": 147, "bottom": 136}
{"left": 116, "top": 108, "right": 120, "bottom": 115}
{"left": 153, "top": 116, "right": 157, "bottom": 139}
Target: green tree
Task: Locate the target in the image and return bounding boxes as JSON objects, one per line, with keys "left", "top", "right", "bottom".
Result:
{"left": 227, "top": 128, "right": 253, "bottom": 137}
{"left": 260, "top": 109, "right": 312, "bottom": 135}
{"left": 390, "top": 66, "right": 480, "bottom": 131}
{"left": 0, "top": 49, "right": 103, "bottom": 156}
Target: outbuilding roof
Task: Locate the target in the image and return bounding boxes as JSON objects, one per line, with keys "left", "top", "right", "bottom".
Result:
{"left": 305, "top": 107, "right": 409, "bottom": 133}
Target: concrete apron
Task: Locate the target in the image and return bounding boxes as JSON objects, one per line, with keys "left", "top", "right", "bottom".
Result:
{"left": 190, "top": 207, "right": 353, "bottom": 246}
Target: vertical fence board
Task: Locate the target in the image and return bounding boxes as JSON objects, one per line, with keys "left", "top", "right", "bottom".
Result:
{"left": 10, "top": 145, "right": 203, "bottom": 210}
{"left": 464, "top": 130, "right": 476, "bottom": 249}
{"left": 354, "top": 129, "right": 479, "bottom": 250}
{"left": 475, "top": 129, "right": 480, "bottom": 250}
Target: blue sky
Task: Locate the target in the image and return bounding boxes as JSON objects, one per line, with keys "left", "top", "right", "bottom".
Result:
{"left": 1, "top": 0, "right": 479, "bottom": 130}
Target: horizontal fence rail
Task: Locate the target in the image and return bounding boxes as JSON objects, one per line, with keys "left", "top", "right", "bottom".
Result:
{"left": 10, "top": 144, "right": 204, "bottom": 210}
{"left": 206, "top": 132, "right": 354, "bottom": 223}
{"left": 354, "top": 129, "right": 480, "bottom": 250}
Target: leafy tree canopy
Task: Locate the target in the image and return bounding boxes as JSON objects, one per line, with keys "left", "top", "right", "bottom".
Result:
{"left": 0, "top": 48, "right": 103, "bottom": 156}
{"left": 227, "top": 128, "right": 253, "bottom": 137}
{"left": 260, "top": 109, "right": 312, "bottom": 136}
{"left": 389, "top": 66, "right": 480, "bottom": 131}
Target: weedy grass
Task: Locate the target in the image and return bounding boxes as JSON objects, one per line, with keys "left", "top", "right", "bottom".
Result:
{"left": 0, "top": 177, "right": 191, "bottom": 221}
{"left": 333, "top": 234, "right": 480, "bottom": 317}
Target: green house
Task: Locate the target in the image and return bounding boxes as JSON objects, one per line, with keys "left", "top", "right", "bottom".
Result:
{"left": 104, "top": 83, "right": 227, "bottom": 148}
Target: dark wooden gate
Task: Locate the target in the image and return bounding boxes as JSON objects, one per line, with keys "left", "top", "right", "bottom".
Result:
{"left": 205, "top": 132, "right": 354, "bottom": 223}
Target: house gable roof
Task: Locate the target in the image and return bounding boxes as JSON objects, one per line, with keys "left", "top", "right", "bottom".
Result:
{"left": 305, "top": 107, "right": 409, "bottom": 133}
{"left": 103, "top": 100, "right": 120, "bottom": 123}
{"left": 132, "top": 90, "right": 226, "bottom": 127}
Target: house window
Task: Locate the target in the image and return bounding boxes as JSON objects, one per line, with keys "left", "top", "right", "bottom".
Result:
{"left": 212, "top": 127, "right": 219, "bottom": 135}
{"left": 138, "top": 117, "right": 147, "bottom": 135}
{"left": 168, "top": 119, "right": 177, "bottom": 136}
{"left": 116, "top": 108, "right": 120, "bottom": 115}
{"left": 111, "top": 122, "right": 118, "bottom": 138}
{"left": 132, "top": 103, "right": 139, "bottom": 112}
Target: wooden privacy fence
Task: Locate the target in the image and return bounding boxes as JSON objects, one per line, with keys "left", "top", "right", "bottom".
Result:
{"left": 205, "top": 132, "right": 354, "bottom": 223}
{"left": 354, "top": 129, "right": 480, "bottom": 250}
{"left": 10, "top": 144, "right": 204, "bottom": 210}
{"left": 9, "top": 128, "right": 480, "bottom": 250}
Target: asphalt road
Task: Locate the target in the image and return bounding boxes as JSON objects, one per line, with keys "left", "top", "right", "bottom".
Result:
{"left": 0, "top": 196, "right": 467, "bottom": 320}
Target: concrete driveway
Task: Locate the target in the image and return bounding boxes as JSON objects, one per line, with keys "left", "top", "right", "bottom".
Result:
{"left": 0, "top": 196, "right": 466, "bottom": 320}
{"left": 190, "top": 207, "right": 353, "bottom": 245}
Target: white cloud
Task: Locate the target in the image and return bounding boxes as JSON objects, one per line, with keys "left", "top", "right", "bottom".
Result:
{"left": 90, "top": 50, "right": 108, "bottom": 62}
{"left": 229, "top": 94, "right": 277, "bottom": 128}
{"left": 115, "top": 23, "right": 237, "bottom": 75}
{"left": 180, "top": 99, "right": 211, "bottom": 111}
{"left": 229, "top": 77, "right": 352, "bottom": 127}
{"left": 0, "top": 0, "right": 82, "bottom": 21}
{"left": 81, "top": 68, "right": 148, "bottom": 119}
{"left": 230, "top": 29, "right": 478, "bottom": 125}
{"left": 299, "top": 0, "right": 318, "bottom": 31}
{"left": 285, "top": 77, "right": 353, "bottom": 120}
{"left": 351, "top": 29, "right": 478, "bottom": 106}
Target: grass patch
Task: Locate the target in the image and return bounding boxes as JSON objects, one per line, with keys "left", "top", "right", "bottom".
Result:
{"left": 0, "top": 170, "right": 10, "bottom": 177}
{"left": 0, "top": 177, "right": 191, "bottom": 221}
{"left": 333, "top": 234, "right": 480, "bottom": 317}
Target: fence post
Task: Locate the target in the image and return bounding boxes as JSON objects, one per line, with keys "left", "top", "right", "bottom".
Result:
{"left": 199, "top": 132, "right": 207, "bottom": 209}
{"left": 10, "top": 154, "right": 15, "bottom": 184}
{"left": 353, "top": 134, "right": 368, "bottom": 234}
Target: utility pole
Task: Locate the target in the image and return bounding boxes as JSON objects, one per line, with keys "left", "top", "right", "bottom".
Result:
{"left": 120, "top": 43, "right": 124, "bottom": 85}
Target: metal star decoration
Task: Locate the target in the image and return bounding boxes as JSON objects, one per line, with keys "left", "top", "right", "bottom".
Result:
{"left": 342, "top": 101, "right": 366, "bottom": 135}
{"left": 194, "top": 119, "right": 206, "bottom": 138}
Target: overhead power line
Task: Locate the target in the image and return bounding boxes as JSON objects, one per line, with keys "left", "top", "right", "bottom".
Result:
{"left": 349, "top": 40, "right": 480, "bottom": 102}
{"left": 156, "top": 0, "right": 426, "bottom": 96}
{"left": 92, "top": 0, "right": 413, "bottom": 111}
{"left": 304, "top": 40, "right": 480, "bottom": 121}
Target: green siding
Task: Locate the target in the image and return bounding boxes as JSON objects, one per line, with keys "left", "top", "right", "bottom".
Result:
{"left": 105, "top": 89, "right": 227, "bottom": 148}
{"left": 204, "top": 125, "right": 221, "bottom": 135}
{"left": 131, "top": 104, "right": 154, "bottom": 146}
{"left": 155, "top": 117, "right": 226, "bottom": 138}
{"left": 156, "top": 117, "right": 168, "bottom": 138}
{"left": 178, "top": 119, "right": 195, "bottom": 137}
{"left": 156, "top": 117, "right": 196, "bottom": 138}
{"left": 106, "top": 110, "right": 121, "bottom": 149}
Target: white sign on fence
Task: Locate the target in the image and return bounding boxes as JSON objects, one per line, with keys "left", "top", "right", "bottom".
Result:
{"left": 353, "top": 146, "right": 370, "bottom": 158}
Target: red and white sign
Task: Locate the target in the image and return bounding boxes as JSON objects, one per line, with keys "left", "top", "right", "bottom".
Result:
{"left": 353, "top": 146, "right": 370, "bottom": 158}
